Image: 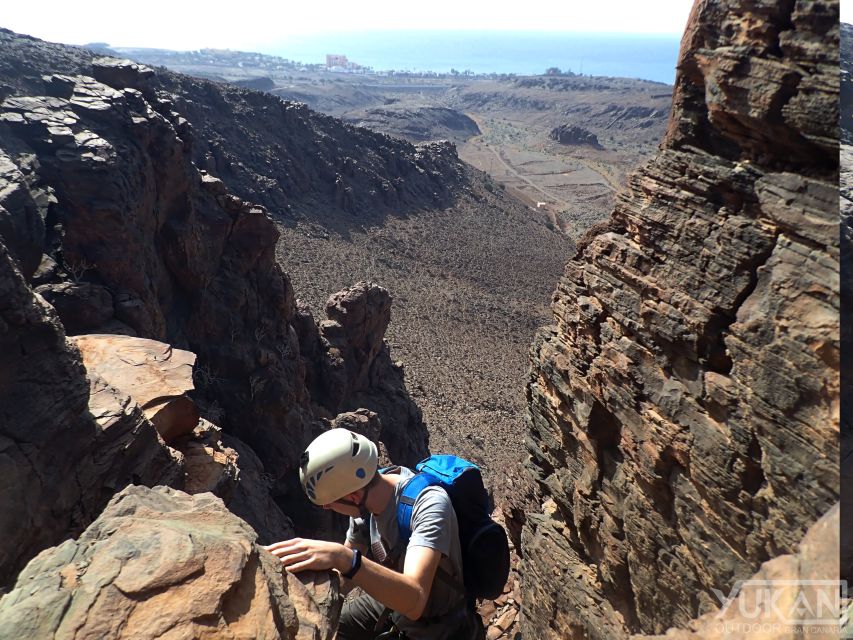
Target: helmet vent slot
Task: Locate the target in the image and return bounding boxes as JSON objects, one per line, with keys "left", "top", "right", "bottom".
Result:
{"left": 352, "top": 440, "right": 360, "bottom": 456}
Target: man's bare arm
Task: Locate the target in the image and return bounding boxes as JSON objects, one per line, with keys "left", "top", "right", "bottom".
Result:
{"left": 348, "top": 544, "right": 441, "bottom": 620}
{"left": 265, "top": 539, "right": 441, "bottom": 621}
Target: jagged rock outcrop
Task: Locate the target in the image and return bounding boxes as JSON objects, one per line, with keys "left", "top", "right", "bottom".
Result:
{"left": 68, "top": 332, "right": 295, "bottom": 544}
{"left": 0, "top": 485, "right": 341, "bottom": 640}
{"left": 323, "top": 282, "right": 394, "bottom": 401}
{"left": 0, "top": 150, "right": 49, "bottom": 280}
{"left": 0, "top": 72, "right": 316, "bottom": 500}
{"left": 549, "top": 124, "right": 602, "bottom": 148}
{"left": 180, "top": 419, "right": 241, "bottom": 497}
{"left": 346, "top": 106, "right": 481, "bottom": 142}
{"left": 223, "top": 432, "right": 299, "bottom": 544}
{"left": 843, "top": 23, "right": 853, "bottom": 145}
{"left": 0, "top": 240, "right": 183, "bottom": 585}
{"left": 297, "top": 282, "right": 428, "bottom": 466}
{"left": 522, "top": 1, "right": 839, "bottom": 638}
{"left": 840, "top": 23, "right": 853, "bottom": 585}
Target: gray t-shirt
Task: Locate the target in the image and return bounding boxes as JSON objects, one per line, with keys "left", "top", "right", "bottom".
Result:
{"left": 345, "top": 466, "right": 464, "bottom": 620}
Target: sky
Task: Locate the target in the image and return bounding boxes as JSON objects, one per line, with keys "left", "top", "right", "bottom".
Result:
{"left": 3, "top": 0, "right": 696, "bottom": 51}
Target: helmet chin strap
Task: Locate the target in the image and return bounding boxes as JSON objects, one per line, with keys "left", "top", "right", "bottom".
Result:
{"left": 336, "top": 482, "right": 372, "bottom": 519}
{"left": 358, "top": 482, "right": 372, "bottom": 519}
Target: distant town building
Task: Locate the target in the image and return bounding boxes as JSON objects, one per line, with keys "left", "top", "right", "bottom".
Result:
{"left": 326, "top": 54, "right": 348, "bottom": 68}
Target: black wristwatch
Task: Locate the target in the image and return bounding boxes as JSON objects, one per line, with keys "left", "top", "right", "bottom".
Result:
{"left": 343, "top": 548, "right": 362, "bottom": 579}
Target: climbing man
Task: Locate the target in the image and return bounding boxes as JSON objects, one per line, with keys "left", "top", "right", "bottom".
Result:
{"left": 265, "top": 428, "right": 488, "bottom": 639}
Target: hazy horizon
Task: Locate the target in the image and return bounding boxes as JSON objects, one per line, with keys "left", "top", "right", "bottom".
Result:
{"left": 261, "top": 31, "right": 680, "bottom": 82}
{"left": 4, "top": 0, "right": 694, "bottom": 51}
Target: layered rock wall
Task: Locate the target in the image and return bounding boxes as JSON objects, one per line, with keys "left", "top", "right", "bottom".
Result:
{"left": 522, "top": 0, "right": 839, "bottom": 637}
{"left": 840, "top": 21, "right": 853, "bottom": 584}
{"left": 635, "top": 504, "right": 839, "bottom": 639}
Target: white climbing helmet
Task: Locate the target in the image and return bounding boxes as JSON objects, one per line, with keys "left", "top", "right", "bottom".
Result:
{"left": 299, "top": 428, "right": 379, "bottom": 505}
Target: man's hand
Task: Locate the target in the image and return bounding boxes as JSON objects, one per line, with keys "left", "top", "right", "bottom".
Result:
{"left": 263, "top": 538, "right": 351, "bottom": 574}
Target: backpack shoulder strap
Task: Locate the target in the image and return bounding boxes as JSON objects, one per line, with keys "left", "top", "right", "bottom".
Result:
{"left": 395, "top": 472, "right": 440, "bottom": 543}
{"left": 393, "top": 472, "right": 468, "bottom": 601}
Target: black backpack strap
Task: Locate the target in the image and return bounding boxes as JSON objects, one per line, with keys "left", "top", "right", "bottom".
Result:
{"left": 435, "top": 565, "right": 467, "bottom": 600}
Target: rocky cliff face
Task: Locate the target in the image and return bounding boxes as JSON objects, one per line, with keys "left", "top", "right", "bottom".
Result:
{"left": 841, "top": 22, "right": 853, "bottom": 586}
{"left": 636, "top": 504, "right": 839, "bottom": 639}
{"left": 842, "top": 22, "right": 852, "bottom": 144}
{"left": 0, "top": 69, "right": 316, "bottom": 503}
{"left": 522, "top": 0, "right": 839, "bottom": 637}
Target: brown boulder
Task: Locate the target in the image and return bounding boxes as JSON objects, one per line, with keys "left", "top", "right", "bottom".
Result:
{"left": 71, "top": 334, "right": 199, "bottom": 443}
{"left": 329, "top": 409, "right": 393, "bottom": 467}
{"left": 329, "top": 408, "right": 382, "bottom": 442}
{"left": 0, "top": 485, "right": 342, "bottom": 640}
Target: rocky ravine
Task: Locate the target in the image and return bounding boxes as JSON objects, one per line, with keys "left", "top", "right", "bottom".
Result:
{"left": 0, "top": 56, "right": 430, "bottom": 589}
{"left": 1, "top": 23, "right": 556, "bottom": 638}
{"left": 522, "top": 0, "right": 840, "bottom": 638}
{"left": 0, "top": 27, "right": 572, "bottom": 508}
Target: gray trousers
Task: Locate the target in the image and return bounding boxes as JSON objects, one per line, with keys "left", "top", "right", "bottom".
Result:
{"left": 336, "top": 593, "right": 482, "bottom": 640}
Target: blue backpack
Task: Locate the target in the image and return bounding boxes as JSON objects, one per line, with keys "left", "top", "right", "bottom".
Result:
{"left": 395, "top": 455, "right": 510, "bottom": 601}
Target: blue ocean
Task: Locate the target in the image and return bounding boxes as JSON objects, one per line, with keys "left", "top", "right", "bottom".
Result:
{"left": 267, "top": 31, "right": 681, "bottom": 84}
